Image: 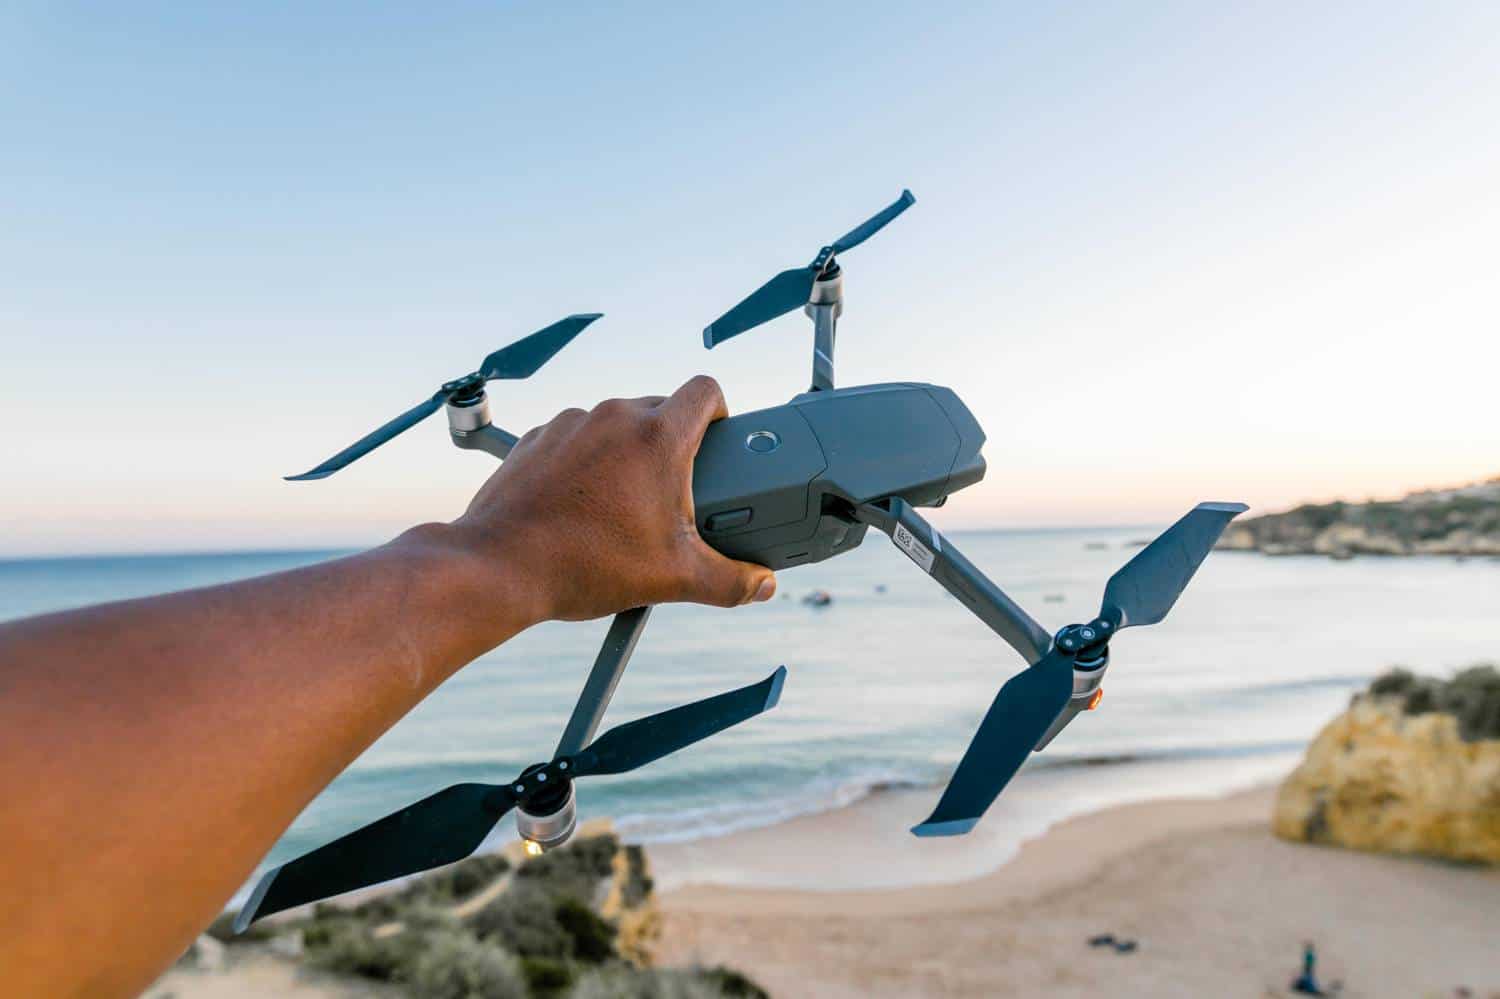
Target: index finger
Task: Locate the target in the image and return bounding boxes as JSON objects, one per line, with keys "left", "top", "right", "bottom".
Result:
{"left": 657, "top": 374, "right": 729, "bottom": 449}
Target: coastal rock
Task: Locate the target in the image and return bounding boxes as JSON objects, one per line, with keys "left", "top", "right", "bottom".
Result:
{"left": 1218, "top": 475, "right": 1500, "bottom": 558}
{"left": 600, "top": 841, "right": 661, "bottom": 966}
{"left": 1273, "top": 670, "right": 1500, "bottom": 864}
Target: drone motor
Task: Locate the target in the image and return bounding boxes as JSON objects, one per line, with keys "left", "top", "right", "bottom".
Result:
{"left": 514, "top": 768, "right": 577, "bottom": 854}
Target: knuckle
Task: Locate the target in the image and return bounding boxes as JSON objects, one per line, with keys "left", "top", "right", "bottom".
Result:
{"left": 637, "top": 409, "right": 671, "bottom": 449}
{"left": 684, "top": 374, "right": 724, "bottom": 405}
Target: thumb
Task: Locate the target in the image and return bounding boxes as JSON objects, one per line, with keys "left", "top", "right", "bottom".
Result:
{"left": 687, "top": 547, "right": 777, "bottom": 608}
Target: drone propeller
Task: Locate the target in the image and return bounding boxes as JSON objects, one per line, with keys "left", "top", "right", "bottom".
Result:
{"left": 702, "top": 190, "right": 914, "bottom": 348}
{"left": 285, "top": 313, "right": 602, "bottom": 481}
{"left": 911, "top": 502, "right": 1246, "bottom": 837}
{"left": 235, "top": 665, "right": 785, "bottom": 930}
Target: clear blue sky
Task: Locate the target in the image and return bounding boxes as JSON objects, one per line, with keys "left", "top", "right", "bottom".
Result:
{"left": 2, "top": 2, "right": 1497, "bottom": 555}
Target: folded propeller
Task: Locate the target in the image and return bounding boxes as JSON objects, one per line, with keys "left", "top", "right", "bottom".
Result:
{"left": 286, "top": 313, "right": 602, "bottom": 481}
{"left": 702, "top": 190, "right": 915, "bottom": 348}
{"left": 907, "top": 502, "right": 1248, "bottom": 837}
{"left": 236, "top": 666, "right": 785, "bottom": 930}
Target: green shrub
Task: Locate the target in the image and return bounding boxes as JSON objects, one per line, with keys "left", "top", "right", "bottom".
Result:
{"left": 304, "top": 918, "right": 422, "bottom": 981}
{"left": 408, "top": 929, "right": 527, "bottom": 999}
{"left": 568, "top": 965, "right": 762, "bottom": 999}
{"left": 470, "top": 883, "right": 575, "bottom": 960}
{"left": 696, "top": 966, "right": 769, "bottom": 999}
{"left": 554, "top": 897, "right": 617, "bottom": 964}
{"left": 439, "top": 854, "right": 511, "bottom": 900}
{"left": 516, "top": 834, "right": 619, "bottom": 903}
{"left": 520, "top": 955, "right": 577, "bottom": 997}
{"left": 1366, "top": 664, "right": 1500, "bottom": 741}
{"left": 1368, "top": 667, "right": 1418, "bottom": 698}
{"left": 1440, "top": 664, "right": 1500, "bottom": 740}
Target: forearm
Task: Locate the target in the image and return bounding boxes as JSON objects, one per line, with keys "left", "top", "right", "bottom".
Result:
{"left": 0, "top": 523, "right": 538, "bottom": 997}
{"left": 0, "top": 376, "right": 774, "bottom": 997}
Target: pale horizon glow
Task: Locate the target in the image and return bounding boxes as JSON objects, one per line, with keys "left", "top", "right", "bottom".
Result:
{"left": 3, "top": 3, "right": 1498, "bottom": 556}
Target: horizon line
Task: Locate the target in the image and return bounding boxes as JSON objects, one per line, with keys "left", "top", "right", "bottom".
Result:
{"left": 0, "top": 522, "right": 1174, "bottom": 565}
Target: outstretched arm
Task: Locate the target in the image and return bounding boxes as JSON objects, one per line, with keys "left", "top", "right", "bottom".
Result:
{"left": 0, "top": 376, "right": 775, "bottom": 998}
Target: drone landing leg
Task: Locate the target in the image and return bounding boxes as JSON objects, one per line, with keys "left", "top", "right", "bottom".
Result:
{"left": 853, "top": 498, "right": 1053, "bottom": 665}
{"left": 554, "top": 606, "right": 653, "bottom": 757}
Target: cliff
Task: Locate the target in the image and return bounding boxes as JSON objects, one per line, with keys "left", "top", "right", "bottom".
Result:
{"left": 1218, "top": 476, "right": 1500, "bottom": 557}
{"left": 167, "top": 823, "right": 764, "bottom": 999}
{"left": 1273, "top": 665, "right": 1500, "bottom": 864}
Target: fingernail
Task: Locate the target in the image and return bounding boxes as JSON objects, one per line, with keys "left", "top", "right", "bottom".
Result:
{"left": 752, "top": 577, "right": 776, "bottom": 603}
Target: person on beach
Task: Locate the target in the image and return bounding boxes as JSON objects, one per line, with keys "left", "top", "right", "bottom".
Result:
{"left": 0, "top": 376, "right": 777, "bottom": 998}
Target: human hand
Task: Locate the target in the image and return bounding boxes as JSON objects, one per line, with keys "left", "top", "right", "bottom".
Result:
{"left": 447, "top": 375, "right": 777, "bottom": 625}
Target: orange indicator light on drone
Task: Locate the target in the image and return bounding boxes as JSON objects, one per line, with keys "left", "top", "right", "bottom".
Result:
{"left": 523, "top": 839, "right": 544, "bottom": 857}
{"left": 1086, "top": 688, "right": 1104, "bottom": 711}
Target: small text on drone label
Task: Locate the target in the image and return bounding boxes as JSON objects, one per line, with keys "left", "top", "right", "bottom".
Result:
{"left": 893, "top": 523, "right": 936, "bottom": 573}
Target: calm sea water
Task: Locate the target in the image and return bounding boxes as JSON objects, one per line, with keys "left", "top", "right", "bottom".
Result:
{"left": 2, "top": 532, "right": 1495, "bottom": 899}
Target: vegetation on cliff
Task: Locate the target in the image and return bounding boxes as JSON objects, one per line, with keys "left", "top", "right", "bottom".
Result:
{"left": 1218, "top": 477, "right": 1500, "bottom": 557}
{"left": 1368, "top": 665, "right": 1500, "bottom": 741}
{"left": 1274, "top": 665, "right": 1500, "bottom": 864}
{"left": 201, "top": 829, "right": 765, "bottom": 998}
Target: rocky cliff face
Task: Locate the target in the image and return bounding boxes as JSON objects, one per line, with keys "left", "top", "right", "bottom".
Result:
{"left": 1219, "top": 476, "right": 1500, "bottom": 557}
{"left": 1274, "top": 667, "right": 1500, "bottom": 864}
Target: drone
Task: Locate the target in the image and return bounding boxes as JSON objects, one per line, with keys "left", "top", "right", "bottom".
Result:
{"left": 237, "top": 190, "right": 1245, "bottom": 930}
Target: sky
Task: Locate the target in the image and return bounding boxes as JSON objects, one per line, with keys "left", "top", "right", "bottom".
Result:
{"left": 2, "top": 2, "right": 1498, "bottom": 556}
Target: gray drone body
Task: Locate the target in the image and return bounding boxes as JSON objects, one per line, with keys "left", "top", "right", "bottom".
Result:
{"left": 692, "top": 383, "right": 985, "bottom": 569}
{"left": 244, "top": 189, "right": 1247, "bottom": 930}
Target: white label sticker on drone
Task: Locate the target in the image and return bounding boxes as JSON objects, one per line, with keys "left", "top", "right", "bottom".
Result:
{"left": 893, "top": 523, "right": 936, "bottom": 573}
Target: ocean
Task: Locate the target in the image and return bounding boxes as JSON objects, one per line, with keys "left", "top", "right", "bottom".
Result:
{"left": 2, "top": 530, "right": 1494, "bottom": 902}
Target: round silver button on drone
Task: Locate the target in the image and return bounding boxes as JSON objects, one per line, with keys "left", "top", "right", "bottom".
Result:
{"left": 745, "top": 430, "right": 781, "bottom": 453}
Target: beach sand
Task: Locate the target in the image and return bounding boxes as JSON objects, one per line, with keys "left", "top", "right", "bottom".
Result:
{"left": 152, "top": 784, "right": 1500, "bottom": 998}
{"left": 652, "top": 786, "right": 1500, "bottom": 998}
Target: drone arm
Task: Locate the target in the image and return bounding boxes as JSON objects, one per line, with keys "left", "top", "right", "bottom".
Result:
{"left": 809, "top": 303, "right": 837, "bottom": 392}
{"left": 854, "top": 498, "right": 1053, "bottom": 666}
{"left": 446, "top": 394, "right": 520, "bottom": 460}
{"left": 806, "top": 269, "right": 842, "bottom": 393}
{"left": 554, "top": 606, "right": 653, "bottom": 757}
{"left": 451, "top": 423, "right": 519, "bottom": 460}
{"left": 1034, "top": 697, "right": 1088, "bottom": 751}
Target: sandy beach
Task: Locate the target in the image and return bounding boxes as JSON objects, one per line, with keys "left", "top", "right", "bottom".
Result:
{"left": 652, "top": 785, "right": 1500, "bottom": 998}
{"left": 150, "top": 781, "right": 1500, "bottom": 998}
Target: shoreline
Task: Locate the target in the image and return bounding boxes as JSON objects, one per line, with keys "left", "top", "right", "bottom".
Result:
{"left": 643, "top": 747, "right": 1302, "bottom": 895}
{"left": 230, "top": 743, "right": 1305, "bottom": 913}
{"left": 652, "top": 786, "right": 1500, "bottom": 997}
{"left": 651, "top": 784, "right": 1281, "bottom": 914}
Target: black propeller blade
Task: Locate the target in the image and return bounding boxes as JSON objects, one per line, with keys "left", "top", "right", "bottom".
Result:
{"left": 1101, "top": 502, "right": 1248, "bottom": 629}
{"left": 912, "top": 502, "right": 1246, "bottom": 837}
{"left": 286, "top": 313, "right": 602, "bottom": 481}
{"left": 571, "top": 665, "right": 785, "bottom": 777}
{"left": 911, "top": 649, "right": 1074, "bottom": 837}
{"left": 236, "top": 666, "right": 786, "bottom": 930}
{"left": 233, "top": 783, "right": 513, "bottom": 931}
{"left": 702, "top": 190, "right": 915, "bottom": 348}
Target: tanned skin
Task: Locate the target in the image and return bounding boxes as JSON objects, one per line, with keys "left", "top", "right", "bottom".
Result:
{"left": 0, "top": 376, "right": 776, "bottom": 997}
